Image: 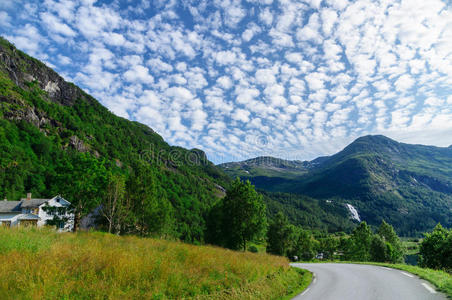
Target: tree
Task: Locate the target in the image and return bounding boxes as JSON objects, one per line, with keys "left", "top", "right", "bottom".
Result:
{"left": 347, "top": 221, "right": 372, "bottom": 261}
{"left": 419, "top": 223, "right": 450, "bottom": 269}
{"left": 127, "top": 163, "right": 175, "bottom": 238}
{"left": 377, "top": 220, "right": 404, "bottom": 263}
{"left": 319, "top": 235, "right": 339, "bottom": 260}
{"left": 219, "top": 178, "right": 267, "bottom": 251}
{"left": 55, "top": 153, "right": 108, "bottom": 232}
{"left": 267, "top": 212, "right": 297, "bottom": 256}
{"left": 100, "top": 173, "right": 126, "bottom": 234}
{"left": 292, "top": 229, "right": 317, "bottom": 261}
{"left": 370, "top": 235, "right": 390, "bottom": 262}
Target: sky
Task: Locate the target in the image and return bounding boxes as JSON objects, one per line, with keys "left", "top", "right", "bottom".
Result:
{"left": 1, "top": 0, "right": 451, "bottom": 164}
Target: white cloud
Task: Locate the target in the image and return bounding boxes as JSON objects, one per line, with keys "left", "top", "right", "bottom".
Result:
{"left": 0, "top": 11, "right": 12, "bottom": 27}
{"left": 305, "top": 72, "right": 326, "bottom": 91}
{"left": 255, "top": 68, "right": 277, "bottom": 85}
{"left": 394, "top": 74, "right": 415, "bottom": 92}
{"left": 76, "top": 4, "right": 122, "bottom": 38}
{"left": 148, "top": 57, "right": 173, "bottom": 73}
{"left": 57, "top": 54, "right": 72, "bottom": 65}
{"left": 259, "top": 7, "right": 273, "bottom": 26}
{"left": 123, "top": 65, "right": 154, "bottom": 84}
{"left": 2, "top": 0, "right": 451, "bottom": 163}
{"left": 233, "top": 108, "right": 251, "bottom": 122}
{"left": 215, "top": 50, "right": 237, "bottom": 65}
{"left": 40, "top": 12, "right": 77, "bottom": 37}
{"left": 217, "top": 76, "right": 233, "bottom": 89}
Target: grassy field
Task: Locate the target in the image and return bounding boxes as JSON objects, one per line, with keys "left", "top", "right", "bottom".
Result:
{"left": 401, "top": 238, "right": 421, "bottom": 255}
{"left": 0, "top": 227, "right": 308, "bottom": 300}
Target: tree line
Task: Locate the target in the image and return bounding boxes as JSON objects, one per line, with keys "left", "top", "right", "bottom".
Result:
{"left": 266, "top": 212, "right": 405, "bottom": 263}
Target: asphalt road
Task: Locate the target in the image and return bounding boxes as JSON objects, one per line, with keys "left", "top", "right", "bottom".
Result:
{"left": 291, "top": 263, "right": 447, "bottom": 300}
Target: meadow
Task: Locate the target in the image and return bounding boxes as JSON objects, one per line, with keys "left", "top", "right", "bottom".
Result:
{"left": 0, "top": 227, "right": 308, "bottom": 300}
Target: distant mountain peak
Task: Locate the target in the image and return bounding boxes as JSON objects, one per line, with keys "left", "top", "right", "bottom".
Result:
{"left": 352, "top": 134, "right": 397, "bottom": 144}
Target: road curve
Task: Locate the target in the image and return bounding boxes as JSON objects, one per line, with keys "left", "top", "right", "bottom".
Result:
{"left": 291, "top": 263, "right": 447, "bottom": 300}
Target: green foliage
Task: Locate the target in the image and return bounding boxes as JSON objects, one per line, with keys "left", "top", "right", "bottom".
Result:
{"left": 318, "top": 235, "right": 339, "bottom": 259}
{"left": 291, "top": 229, "right": 318, "bottom": 261}
{"left": 248, "top": 245, "right": 258, "bottom": 253}
{"left": 266, "top": 212, "right": 297, "bottom": 256}
{"left": 262, "top": 191, "right": 355, "bottom": 233}
{"left": 419, "top": 224, "right": 452, "bottom": 271}
{"left": 0, "top": 37, "right": 230, "bottom": 242}
{"left": 207, "top": 178, "right": 267, "bottom": 250}
{"left": 370, "top": 235, "right": 391, "bottom": 262}
{"left": 377, "top": 220, "right": 405, "bottom": 263}
{"left": 222, "top": 135, "right": 452, "bottom": 237}
{"left": 341, "top": 221, "right": 405, "bottom": 263}
{"left": 347, "top": 221, "right": 373, "bottom": 261}
{"left": 54, "top": 152, "right": 109, "bottom": 230}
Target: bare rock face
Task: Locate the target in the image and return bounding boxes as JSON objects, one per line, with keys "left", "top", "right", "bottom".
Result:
{"left": 0, "top": 42, "right": 84, "bottom": 106}
{"left": 69, "top": 135, "right": 89, "bottom": 152}
{"left": 44, "top": 81, "right": 61, "bottom": 98}
{"left": 2, "top": 98, "right": 49, "bottom": 128}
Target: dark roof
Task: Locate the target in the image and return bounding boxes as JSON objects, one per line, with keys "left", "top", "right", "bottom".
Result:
{"left": 19, "top": 199, "right": 49, "bottom": 208}
{"left": 0, "top": 196, "right": 70, "bottom": 213}
{"left": 0, "top": 201, "right": 21, "bottom": 213}
{"left": 0, "top": 199, "right": 50, "bottom": 212}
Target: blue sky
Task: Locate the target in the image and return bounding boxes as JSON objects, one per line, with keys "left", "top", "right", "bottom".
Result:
{"left": 1, "top": 0, "right": 451, "bottom": 164}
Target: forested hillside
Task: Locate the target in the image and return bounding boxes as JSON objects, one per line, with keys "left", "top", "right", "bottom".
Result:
{"left": 0, "top": 37, "right": 230, "bottom": 242}
{"left": 220, "top": 135, "right": 452, "bottom": 236}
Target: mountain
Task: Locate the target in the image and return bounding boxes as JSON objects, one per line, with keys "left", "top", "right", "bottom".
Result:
{"left": 219, "top": 156, "right": 309, "bottom": 184}
{"left": 0, "top": 37, "right": 229, "bottom": 241}
{"left": 219, "top": 135, "right": 452, "bottom": 236}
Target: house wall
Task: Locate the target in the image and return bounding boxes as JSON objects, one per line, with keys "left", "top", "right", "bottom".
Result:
{"left": 0, "top": 213, "right": 21, "bottom": 226}
{"left": 38, "top": 197, "right": 74, "bottom": 232}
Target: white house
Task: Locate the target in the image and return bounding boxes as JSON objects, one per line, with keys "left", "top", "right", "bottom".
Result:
{"left": 0, "top": 193, "right": 74, "bottom": 231}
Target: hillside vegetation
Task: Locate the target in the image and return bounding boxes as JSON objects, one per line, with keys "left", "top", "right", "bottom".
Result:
{"left": 0, "top": 37, "right": 229, "bottom": 241}
{"left": 0, "top": 227, "right": 309, "bottom": 300}
{"left": 220, "top": 135, "right": 452, "bottom": 236}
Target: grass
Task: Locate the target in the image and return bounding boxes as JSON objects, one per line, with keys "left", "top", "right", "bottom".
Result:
{"left": 280, "top": 268, "right": 312, "bottom": 300}
{"left": 0, "top": 227, "right": 309, "bottom": 300}
{"left": 401, "top": 238, "right": 421, "bottom": 255}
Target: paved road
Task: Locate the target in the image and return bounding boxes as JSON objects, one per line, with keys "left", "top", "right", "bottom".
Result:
{"left": 291, "top": 263, "right": 447, "bottom": 300}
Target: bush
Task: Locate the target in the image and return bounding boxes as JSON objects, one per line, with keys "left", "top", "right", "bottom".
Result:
{"left": 248, "top": 245, "right": 258, "bottom": 253}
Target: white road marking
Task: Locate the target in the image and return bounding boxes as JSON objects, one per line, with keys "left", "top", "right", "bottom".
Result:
{"left": 422, "top": 283, "right": 437, "bottom": 294}
{"left": 381, "top": 267, "right": 392, "bottom": 270}
{"left": 313, "top": 277, "right": 317, "bottom": 284}
{"left": 300, "top": 287, "right": 310, "bottom": 296}
{"left": 400, "top": 271, "right": 414, "bottom": 278}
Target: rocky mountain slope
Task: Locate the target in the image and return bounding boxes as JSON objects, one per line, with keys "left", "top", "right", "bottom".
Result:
{"left": 219, "top": 135, "right": 452, "bottom": 236}
{"left": 0, "top": 37, "right": 229, "bottom": 241}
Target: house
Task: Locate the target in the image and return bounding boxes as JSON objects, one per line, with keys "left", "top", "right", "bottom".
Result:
{"left": 0, "top": 193, "right": 74, "bottom": 231}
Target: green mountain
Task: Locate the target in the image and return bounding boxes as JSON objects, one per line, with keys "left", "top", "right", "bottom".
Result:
{"left": 0, "top": 37, "right": 229, "bottom": 241}
{"left": 219, "top": 135, "right": 452, "bottom": 236}
{"left": 219, "top": 156, "right": 310, "bottom": 180}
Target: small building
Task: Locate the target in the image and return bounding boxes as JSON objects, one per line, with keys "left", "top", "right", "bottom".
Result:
{"left": 0, "top": 193, "right": 73, "bottom": 231}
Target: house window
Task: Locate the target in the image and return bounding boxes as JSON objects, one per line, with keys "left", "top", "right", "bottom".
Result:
{"left": 58, "top": 222, "right": 65, "bottom": 229}
{"left": 20, "top": 220, "right": 37, "bottom": 227}
{"left": 1, "top": 221, "right": 11, "bottom": 228}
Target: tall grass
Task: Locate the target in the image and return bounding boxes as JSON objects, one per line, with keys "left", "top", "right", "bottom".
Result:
{"left": 0, "top": 228, "right": 306, "bottom": 299}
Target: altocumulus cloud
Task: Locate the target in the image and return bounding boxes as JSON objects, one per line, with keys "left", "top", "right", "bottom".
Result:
{"left": 1, "top": 0, "right": 452, "bottom": 163}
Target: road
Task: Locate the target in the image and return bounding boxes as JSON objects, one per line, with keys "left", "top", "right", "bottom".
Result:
{"left": 291, "top": 263, "right": 447, "bottom": 300}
